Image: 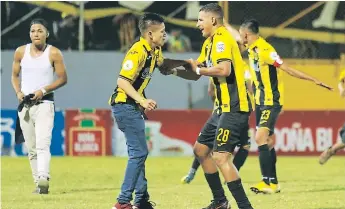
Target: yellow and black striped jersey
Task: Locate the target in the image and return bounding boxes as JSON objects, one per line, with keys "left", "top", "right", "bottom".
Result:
{"left": 197, "top": 26, "right": 251, "bottom": 113}
{"left": 248, "top": 37, "right": 284, "bottom": 106}
{"left": 109, "top": 37, "right": 164, "bottom": 105}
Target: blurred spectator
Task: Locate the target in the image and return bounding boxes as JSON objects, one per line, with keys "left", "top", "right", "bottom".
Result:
{"left": 167, "top": 29, "right": 192, "bottom": 53}
{"left": 84, "top": 19, "right": 95, "bottom": 50}
{"left": 113, "top": 14, "right": 137, "bottom": 52}
{"left": 292, "top": 39, "right": 317, "bottom": 58}
{"left": 3, "top": 2, "right": 14, "bottom": 25}
{"left": 52, "top": 13, "right": 78, "bottom": 50}
{"left": 53, "top": 13, "right": 99, "bottom": 50}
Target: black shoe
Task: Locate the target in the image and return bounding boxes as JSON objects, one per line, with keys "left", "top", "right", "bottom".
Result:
{"left": 37, "top": 178, "right": 49, "bottom": 194}
{"left": 202, "top": 199, "right": 230, "bottom": 209}
{"left": 134, "top": 200, "right": 156, "bottom": 209}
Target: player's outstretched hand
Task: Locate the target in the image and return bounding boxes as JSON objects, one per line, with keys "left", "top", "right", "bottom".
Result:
{"left": 140, "top": 98, "right": 157, "bottom": 111}
{"left": 158, "top": 59, "right": 189, "bottom": 75}
{"left": 314, "top": 80, "right": 333, "bottom": 91}
{"left": 185, "top": 59, "right": 198, "bottom": 72}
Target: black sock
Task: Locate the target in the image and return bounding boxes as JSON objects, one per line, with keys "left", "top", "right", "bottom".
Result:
{"left": 191, "top": 157, "right": 200, "bottom": 170}
{"left": 233, "top": 147, "right": 249, "bottom": 171}
{"left": 270, "top": 148, "right": 278, "bottom": 184}
{"left": 227, "top": 179, "right": 253, "bottom": 209}
{"left": 258, "top": 144, "right": 272, "bottom": 185}
{"left": 205, "top": 172, "right": 226, "bottom": 202}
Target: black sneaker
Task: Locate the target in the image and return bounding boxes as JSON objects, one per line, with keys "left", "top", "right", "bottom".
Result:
{"left": 134, "top": 200, "right": 156, "bottom": 209}
{"left": 37, "top": 178, "right": 49, "bottom": 194}
{"left": 202, "top": 199, "right": 230, "bottom": 209}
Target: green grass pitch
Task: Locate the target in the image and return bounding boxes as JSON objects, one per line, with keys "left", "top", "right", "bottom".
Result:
{"left": 1, "top": 156, "right": 344, "bottom": 209}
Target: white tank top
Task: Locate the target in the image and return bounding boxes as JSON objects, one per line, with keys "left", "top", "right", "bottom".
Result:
{"left": 20, "top": 44, "right": 54, "bottom": 95}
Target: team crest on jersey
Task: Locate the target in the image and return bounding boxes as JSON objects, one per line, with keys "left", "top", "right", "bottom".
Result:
{"left": 216, "top": 42, "right": 225, "bottom": 53}
{"left": 123, "top": 60, "right": 133, "bottom": 71}
{"left": 141, "top": 67, "right": 153, "bottom": 79}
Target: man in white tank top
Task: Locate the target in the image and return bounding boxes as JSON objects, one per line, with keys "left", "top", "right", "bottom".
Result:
{"left": 11, "top": 19, "right": 68, "bottom": 194}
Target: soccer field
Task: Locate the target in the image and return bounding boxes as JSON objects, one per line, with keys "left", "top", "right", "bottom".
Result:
{"left": 1, "top": 156, "right": 344, "bottom": 209}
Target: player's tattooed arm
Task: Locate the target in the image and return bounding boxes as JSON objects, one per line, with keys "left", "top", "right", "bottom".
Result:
{"left": 279, "top": 63, "right": 333, "bottom": 91}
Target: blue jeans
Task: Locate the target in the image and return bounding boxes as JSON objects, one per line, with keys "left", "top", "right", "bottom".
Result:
{"left": 112, "top": 104, "right": 149, "bottom": 205}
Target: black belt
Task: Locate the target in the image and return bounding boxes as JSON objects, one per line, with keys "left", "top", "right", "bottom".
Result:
{"left": 18, "top": 93, "right": 54, "bottom": 112}
{"left": 15, "top": 93, "right": 54, "bottom": 144}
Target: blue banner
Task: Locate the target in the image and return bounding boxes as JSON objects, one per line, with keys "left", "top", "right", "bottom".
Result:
{"left": 1, "top": 109, "right": 65, "bottom": 156}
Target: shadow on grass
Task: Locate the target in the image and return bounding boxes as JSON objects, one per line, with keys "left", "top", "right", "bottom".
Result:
{"left": 306, "top": 187, "right": 345, "bottom": 193}
{"left": 57, "top": 187, "right": 120, "bottom": 194}
{"left": 278, "top": 186, "right": 344, "bottom": 194}
{"left": 315, "top": 208, "right": 345, "bottom": 209}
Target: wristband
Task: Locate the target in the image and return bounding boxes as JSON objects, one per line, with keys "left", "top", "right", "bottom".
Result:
{"left": 40, "top": 88, "right": 47, "bottom": 95}
{"left": 196, "top": 67, "right": 201, "bottom": 75}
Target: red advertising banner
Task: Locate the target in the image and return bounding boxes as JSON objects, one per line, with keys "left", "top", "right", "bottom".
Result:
{"left": 65, "top": 109, "right": 113, "bottom": 156}
{"left": 146, "top": 110, "right": 345, "bottom": 156}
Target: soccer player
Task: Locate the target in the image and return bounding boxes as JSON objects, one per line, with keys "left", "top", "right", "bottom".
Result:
{"left": 185, "top": 3, "right": 254, "bottom": 209}
{"left": 238, "top": 19, "right": 333, "bottom": 194}
{"left": 180, "top": 20, "right": 254, "bottom": 185}
{"left": 181, "top": 71, "right": 253, "bottom": 185}
{"left": 319, "top": 68, "right": 345, "bottom": 164}
{"left": 109, "top": 13, "right": 164, "bottom": 209}
{"left": 11, "top": 18, "right": 68, "bottom": 194}
{"left": 109, "top": 13, "right": 188, "bottom": 209}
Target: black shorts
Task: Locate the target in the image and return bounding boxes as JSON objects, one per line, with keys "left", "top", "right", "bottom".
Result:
{"left": 197, "top": 111, "right": 250, "bottom": 152}
{"left": 255, "top": 105, "right": 282, "bottom": 136}
{"left": 340, "top": 123, "right": 345, "bottom": 144}
{"left": 237, "top": 120, "right": 251, "bottom": 149}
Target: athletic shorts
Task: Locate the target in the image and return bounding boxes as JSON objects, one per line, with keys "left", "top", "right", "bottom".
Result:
{"left": 197, "top": 111, "right": 250, "bottom": 152}
{"left": 255, "top": 105, "right": 282, "bottom": 136}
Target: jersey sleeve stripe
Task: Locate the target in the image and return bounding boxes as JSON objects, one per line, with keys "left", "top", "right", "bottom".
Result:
{"left": 119, "top": 75, "right": 133, "bottom": 82}
{"left": 216, "top": 58, "right": 232, "bottom": 64}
